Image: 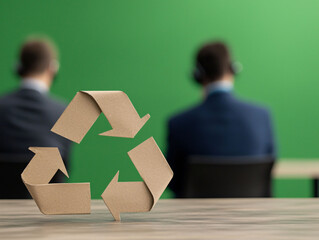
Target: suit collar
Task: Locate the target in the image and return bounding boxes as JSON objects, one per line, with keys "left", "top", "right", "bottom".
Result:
{"left": 204, "top": 91, "right": 233, "bottom": 104}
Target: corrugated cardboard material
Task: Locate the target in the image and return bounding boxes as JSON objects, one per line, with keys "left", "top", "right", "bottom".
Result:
{"left": 51, "top": 91, "right": 150, "bottom": 143}
{"left": 21, "top": 147, "right": 91, "bottom": 214}
{"left": 102, "top": 137, "right": 173, "bottom": 221}
{"left": 21, "top": 90, "right": 172, "bottom": 220}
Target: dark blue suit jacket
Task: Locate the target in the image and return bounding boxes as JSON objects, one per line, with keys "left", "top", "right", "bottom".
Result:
{"left": 0, "top": 88, "right": 72, "bottom": 198}
{"left": 167, "top": 91, "right": 276, "bottom": 197}
{"left": 0, "top": 88, "right": 71, "bottom": 162}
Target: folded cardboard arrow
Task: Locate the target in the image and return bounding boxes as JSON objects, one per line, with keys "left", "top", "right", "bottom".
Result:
{"left": 51, "top": 91, "right": 150, "bottom": 143}
{"left": 102, "top": 137, "right": 173, "bottom": 221}
{"left": 21, "top": 147, "right": 91, "bottom": 214}
{"left": 22, "top": 91, "right": 173, "bottom": 220}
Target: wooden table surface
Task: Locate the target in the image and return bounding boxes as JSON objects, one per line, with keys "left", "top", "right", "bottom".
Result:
{"left": 274, "top": 160, "right": 319, "bottom": 178}
{"left": 1, "top": 199, "right": 319, "bottom": 240}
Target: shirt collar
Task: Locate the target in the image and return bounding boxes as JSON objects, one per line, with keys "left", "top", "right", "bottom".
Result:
{"left": 21, "top": 78, "right": 49, "bottom": 94}
{"left": 205, "top": 80, "right": 233, "bottom": 97}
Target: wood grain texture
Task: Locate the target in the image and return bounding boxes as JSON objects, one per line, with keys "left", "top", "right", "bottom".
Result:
{"left": 1, "top": 199, "right": 319, "bottom": 239}
{"left": 274, "top": 160, "right": 319, "bottom": 178}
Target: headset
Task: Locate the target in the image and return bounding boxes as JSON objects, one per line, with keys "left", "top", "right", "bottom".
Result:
{"left": 193, "top": 60, "right": 242, "bottom": 84}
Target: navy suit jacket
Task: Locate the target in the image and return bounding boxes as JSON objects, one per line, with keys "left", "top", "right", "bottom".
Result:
{"left": 0, "top": 88, "right": 71, "bottom": 162}
{"left": 167, "top": 91, "right": 276, "bottom": 197}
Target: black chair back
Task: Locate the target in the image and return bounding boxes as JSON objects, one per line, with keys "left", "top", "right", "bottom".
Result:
{"left": 0, "top": 152, "right": 66, "bottom": 199}
{"left": 0, "top": 153, "right": 32, "bottom": 199}
{"left": 184, "top": 156, "right": 275, "bottom": 198}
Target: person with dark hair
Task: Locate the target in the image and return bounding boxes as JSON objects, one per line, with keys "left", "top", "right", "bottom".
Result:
{"left": 167, "top": 41, "right": 276, "bottom": 198}
{"left": 0, "top": 37, "right": 71, "bottom": 199}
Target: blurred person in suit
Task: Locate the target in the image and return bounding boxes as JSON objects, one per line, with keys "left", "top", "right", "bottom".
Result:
{"left": 0, "top": 37, "right": 71, "bottom": 198}
{"left": 167, "top": 41, "right": 276, "bottom": 198}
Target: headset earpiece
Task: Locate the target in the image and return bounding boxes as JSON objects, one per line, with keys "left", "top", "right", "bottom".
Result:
{"left": 193, "top": 63, "right": 206, "bottom": 84}
{"left": 14, "top": 61, "right": 25, "bottom": 77}
{"left": 50, "top": 59, "right": 60, "bottom": 74}
{"left": 231, "top": 61, "right": 243, "bottom": 75}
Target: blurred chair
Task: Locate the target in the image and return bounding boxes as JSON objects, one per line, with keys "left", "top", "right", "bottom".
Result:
{"left": 183, "top": 156, "right": 275, "bottom": 198}
{"left": 0, "top": 153, "right": 32, "bottom": 199}
{"left": 0, "top": 153, "right": 66, "bottom": 199}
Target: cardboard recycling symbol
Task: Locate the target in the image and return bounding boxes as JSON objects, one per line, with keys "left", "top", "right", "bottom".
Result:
{"left": 21, "top": 91, "right": 173, "bottom": 221}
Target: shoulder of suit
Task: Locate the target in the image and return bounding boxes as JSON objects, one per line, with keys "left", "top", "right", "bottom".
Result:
{"left": 46, "top": 94, "right": 68, "bottom": 111}
{"left": 168, "top": 103, "right": 203, "bottom": 128}
{"left": 233, "top": 97, "right": 271, "bottom": 117}
{"left": 0, "top": 90, "right": 19, "bottom": 107}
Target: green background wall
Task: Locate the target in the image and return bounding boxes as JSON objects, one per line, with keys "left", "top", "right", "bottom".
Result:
{"left": 1, "top": 0, "right": 319, "bottom": 198}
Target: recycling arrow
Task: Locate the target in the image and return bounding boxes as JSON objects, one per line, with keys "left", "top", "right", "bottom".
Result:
{"left": 51, "top": 91, "right": 150, "bottom": 143}
{"left": 102, "top": 172, "right": 152, "bottom": 220}
{"left": 22, "top": 90, "right": 173, "bottom": 220}
{"left": 102, "top": 137, "right": 173, "bottom": 221}
{"left": 21, "top": 147, "right": 91, "bottom": 214}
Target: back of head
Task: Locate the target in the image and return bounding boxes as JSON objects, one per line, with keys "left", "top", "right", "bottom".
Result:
{"left": 194, "top": 42, "right": 234, "bottom": 85}
{"left": 17, "top": 37, "right": 58, "bottom": 78}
